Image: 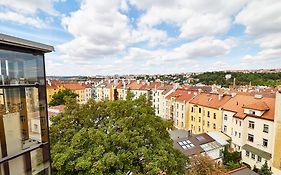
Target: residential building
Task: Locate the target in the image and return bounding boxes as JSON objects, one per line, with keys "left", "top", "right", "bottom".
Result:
{"left": 152, "top": 84, "right": 173, "bottom": 118}
{"left": 222, "top": 94, "right": 275, "bottom": 169}
{"left": 272, "top": 90, "right": 281, "bottom": 175}
{"left": 0, "top": 34, "right": 53, "bottom": 174}
{"left": 189, "top": 93, "right": 231, "bottom": 134}
{"left": 165, "top": 89, "right": 197, "bottom": 129}
{"left": 63, "top": 83, "right": 87, "bottom": 104}
{"left": 46, "top": 80, "right": 65, "bottom": 104}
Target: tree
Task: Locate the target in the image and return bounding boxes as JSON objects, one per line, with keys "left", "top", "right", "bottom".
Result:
{"left": 258, "top": 161, "right": 272, "bottom": 175}
{"left": 50, "top": 96, "right": 188, "bottom": 175}
{"left": 49, "top": 89, "right": 78, "bottom": 106}
{"left": 186, "top": 154, "right": 225, "bottom": 175}
{"left": 223, "top": 147, "right": 241, "bottom": 171}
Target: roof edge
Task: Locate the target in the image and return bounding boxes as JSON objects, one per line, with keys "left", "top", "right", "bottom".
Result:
{"left": 0, "top": 33, "right": 54, "bottom": 53}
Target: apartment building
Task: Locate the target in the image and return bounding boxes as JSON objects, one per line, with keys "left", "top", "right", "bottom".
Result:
{"left": 46, "top": 80, "right": 65, "bottom": 104}
{"left": 152, "top": 84, "right": 173, "bottom": 118}
{"left": 222, "top": 94, "right": 275, "bottom": 169}
{"left": 0, "top": 34, "right": 53, "bottom": 174}
{"left": 63, "top": 83, "right": 88, "bottom": 104}
{"left": 272, "top": 90, "right": 281, "bottom": 175}
{"left": 189, "top": 93, "right": 231, "bottom": 134}
{"left": 165, "top": 89, "right": 197, "bottom": 130}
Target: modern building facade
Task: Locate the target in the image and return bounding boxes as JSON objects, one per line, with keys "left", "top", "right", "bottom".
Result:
{"left": 0, "top": 34, "right": 53, "bottom": 175}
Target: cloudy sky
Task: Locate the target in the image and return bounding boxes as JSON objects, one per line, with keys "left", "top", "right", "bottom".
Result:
{"left": 0, "top": 0, "right": 281, "bottom": 75}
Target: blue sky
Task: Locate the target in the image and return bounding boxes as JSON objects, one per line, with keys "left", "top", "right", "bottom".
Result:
{"left": 0, "top": 0, "right": 281, "bottom": 76}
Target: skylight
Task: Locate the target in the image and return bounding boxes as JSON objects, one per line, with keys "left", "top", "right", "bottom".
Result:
{"left": 178, "top": 140, "right": 195, "bottom": 150}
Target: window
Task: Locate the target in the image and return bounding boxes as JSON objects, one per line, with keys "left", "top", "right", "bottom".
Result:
{"left": 258, "top": 156, "right": 262, "bottom": 162}
{"left": 263, "top": 124, "right": 269, "bottom": 133}
{"left": 239, "top": 133, "right": 241, "bottom": 138}
{"left": 219, "top": 149, "right": 223, "bottom": 157}
{"left": 248, "top": 134, "right": 254, "bottom": 142}
{"left": 198, "top": 126, "right": 201, "bottom": 132}
{"left": 177, "top": 104, "right": 179, "bottom": 109}
{"left": 239, "top": 121, "right": 242, "bottom": 126}
{"left": 246, "top": 151, "right": 250, "bottom": 157}
{"left": 236, "top": 119, "right": 238, "bottom": 124}
{"left": 207, "top": 111, "right": 210, "bottom": 117}
{"left": 213, "top": 113, "right": 216, "bottom": 119}
{"left": 263, "top": 139, "right": 268, "bottom": 147}
{"left": 191, "top": 115, "right": 194, "bottom": 121}
{"left": 181, "top": 122, "right": 184, "bottom": 127}
{"left": 251, "top": 153, "right": 255, "bottom": 160}
{"left": 178, "top": 140, "right": 195, "bottom": 150}
{"left": 182, "top": 105, "right": 184, "bottom": 111}
{"left": 199, "top": 117, "right": 201, "bottom": 122}
{"left": 182, "top": 113, "right": 184, "bottom": 119}
{"left": 235, "top": 131, "right": 237, "bottom": 136}
{"left": 203, "top": 120, "right": 205, "bottom": 126}
{"left": 224, "top": 114, "right": 227, "bottom": 121}
{"left": 213, "top": 123, "right": 216, "bottom": 129}
{"left": 249, "top": 121, "right": 255, "bottom": 129}
{"left": 224, "top": 125, "right": 227, "bottom": 132}
{"left": 191, "top": 107, "right": 194, "bottom": 112}
{"left": 199, "top": 108, "right": 202, "bottom": 113}
{"left": 176, "top": 120, "right": 178, "bottom": 125}
{"left": 207, "top": 121, "right": 210, "bottom": 127}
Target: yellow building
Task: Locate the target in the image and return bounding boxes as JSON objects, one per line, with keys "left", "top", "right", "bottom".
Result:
{"left": 189, "top": 93, "right": 231, "bottom": 134}
{"left": 165, "top": 89, "right": 197, "bottom": 130}
{"left": 272, "top": 90, "right": 281, "bottom": 175}
{"left": 46, "top": 80, "right": 65, "bottom": 104}
{"left": 63, "top": 83, "right": 87, "bottom": 104}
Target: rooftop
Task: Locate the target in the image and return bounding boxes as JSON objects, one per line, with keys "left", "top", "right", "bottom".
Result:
{"left": 0, "top": 33, "right": 54, "bottom": 53}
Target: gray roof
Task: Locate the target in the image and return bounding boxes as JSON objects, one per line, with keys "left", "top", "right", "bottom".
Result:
{"left": 0, "top": 33, "right": 54, "bottom": 53}
{"left": 242, "top": 144, "right": 272, "bottom": 160}
{"left": 227, "top": 167, "right": 258, "bottom": 175}
{"left": 169, "top": 129, "right": 190, "bottom": 140}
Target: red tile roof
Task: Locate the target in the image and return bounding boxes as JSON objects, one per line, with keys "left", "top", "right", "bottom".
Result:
{"left": 63, "top": 83, "right": 86, "bottom": 90}
{"left": 189, "top": 93, "right": 231, "bottom": 109}
{"left": 222, "top": 94, "right": 275, "bottom": 121}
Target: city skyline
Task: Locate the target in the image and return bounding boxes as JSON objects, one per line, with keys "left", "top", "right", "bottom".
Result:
{"left": 1, "top": 0, "right": 281, "bottom": 75}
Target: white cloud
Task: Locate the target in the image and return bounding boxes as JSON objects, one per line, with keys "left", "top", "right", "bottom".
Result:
{"left": 180, "top": 14, "right": 230, "bottom": 38}
{"left": 0, "top": 0, "right": 58, "bottom": 28}
{"left": 243, "top": 49, "right": 281, "bottom": 61}
{"left": 0, "top": 0, "right": 58, "bottom": 15}
{"left": 235, "top": 0, "right": 281, "bottom": 36}
{"left": 236, "top": 0, "right": 281, "bottom": 62}
{"left": 59, "top": 0, "right": 131, "bottom": 59}
{"left": 0, "top": 11, "right": 45, "bottom": 28}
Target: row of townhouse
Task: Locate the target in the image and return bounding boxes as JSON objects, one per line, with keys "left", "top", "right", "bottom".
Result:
{"left": 93, "top": 79, "right": 281, "bottom": 174}
{"left": 46, "top": 80, "right": 93, "bottom": 104}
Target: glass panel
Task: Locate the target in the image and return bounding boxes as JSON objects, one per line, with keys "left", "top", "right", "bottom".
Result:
{"left": 0, "top": 49, "right": 44, "bottom": 86}
{"left": 31, "top": 148, "right": 50, "bottom": 175}
{"left": 0, "top": 86, "right": 46, "bottom": 157}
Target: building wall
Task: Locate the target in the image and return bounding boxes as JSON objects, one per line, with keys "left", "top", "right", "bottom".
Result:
{"left": 272, "top": 91, "right": 281, "bottom": 174}
{"left": 189, "top": 104, "right": 222, "bottom": 134}
{"left": 46, "top": 85, "right": 65, "bottom": 103}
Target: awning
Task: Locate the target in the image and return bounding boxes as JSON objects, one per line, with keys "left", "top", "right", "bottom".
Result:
{"left": 242, "top": 144, "right": 272, "bottom": 160}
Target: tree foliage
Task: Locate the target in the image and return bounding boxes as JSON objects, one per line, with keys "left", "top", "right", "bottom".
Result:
{"left": 223, "top": 147, "right": 241, "bottom": 171}
{"left": 50, "top": 96, "right": 188, "bottom": 175}
{"left": 186, "top": 154, "right": 225, "bottom": 175}
{"left": 192, "top": 72, "right": 281, "bottom": 87}
{"left": 258, "top": 161, "right": 272, "bottom": 175}
{"left": 49, "top": 89, "right": 78, "bottom": 106}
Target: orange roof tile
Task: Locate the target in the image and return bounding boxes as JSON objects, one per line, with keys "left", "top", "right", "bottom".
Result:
{"left": 222, "top": 94, "right": 275, "bottom": 121}
{"left": 63, "top": 83, "right": 85, "bottom": 90}
{"left": 189, "top": 93, "right": 231, "bottom": 109}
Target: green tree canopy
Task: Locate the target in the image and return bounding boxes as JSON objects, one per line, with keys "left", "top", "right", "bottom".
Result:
{"left": 49, "top": 89, "right": 78, "bottom": 106}
{"left": 50, "top": 96, "right": 188, "bottom": 175}
{"left": 258, "top": 161, "right": 272, "bottom": 175}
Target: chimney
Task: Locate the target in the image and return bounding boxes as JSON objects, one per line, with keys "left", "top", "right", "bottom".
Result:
{"left": 218, "top": 94, "right": 223, "bottom": 100}
{"left": 137, "top": 80, "right": 140, "bottom": 84}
